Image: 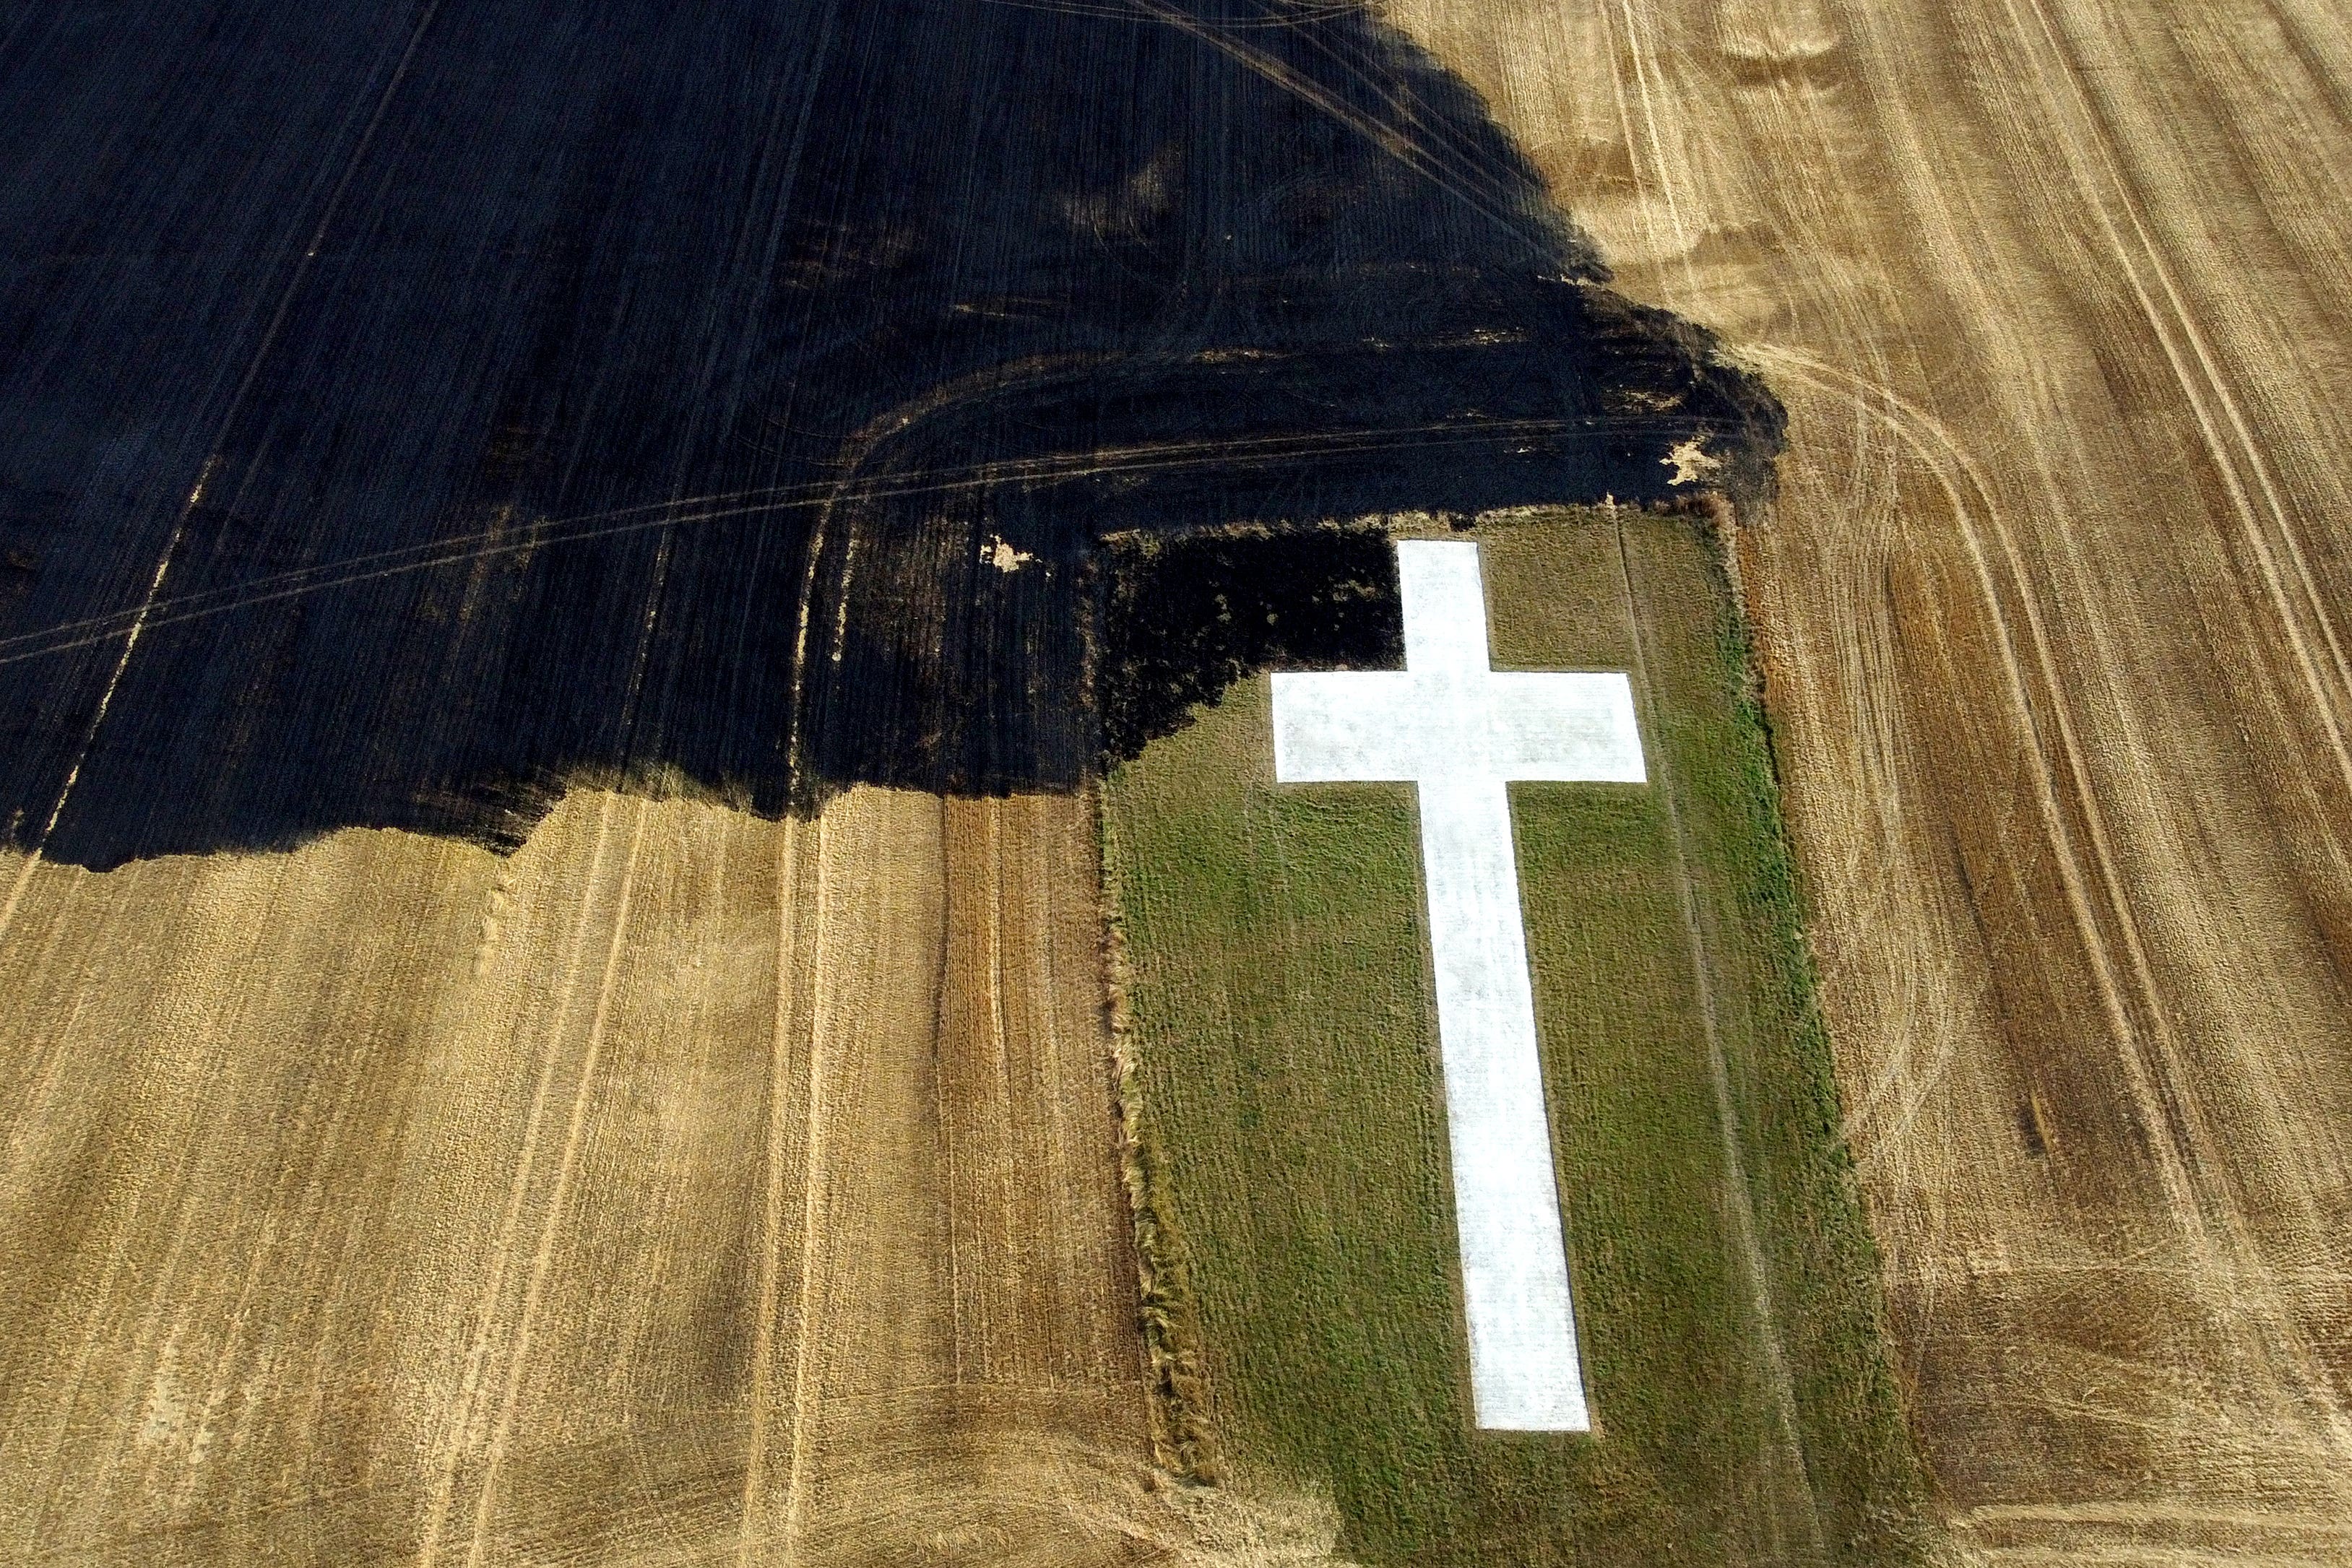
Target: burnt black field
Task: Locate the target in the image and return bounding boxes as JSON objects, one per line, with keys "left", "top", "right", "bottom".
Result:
{"left": 0, "top": 0, "right": 1778, "bottom": 867}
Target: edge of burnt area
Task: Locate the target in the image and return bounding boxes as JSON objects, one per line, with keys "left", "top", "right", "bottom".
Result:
{"left": 1, "top": 281, "right": 1784, "bottom": 870}
{"left": 1092, "top": 519, "right": 1405, "bottom": 771}
{"left": 248, "top": 289, "right": 1786, "bottom": 854}
{"left": 0, "top": 0, "right": 1786, "bottom": 869}
{"left": 775, "top": 273, "right": 1784, "bottom": 813}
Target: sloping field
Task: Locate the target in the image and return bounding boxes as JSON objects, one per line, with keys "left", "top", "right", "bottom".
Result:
{"left": 1102, "top": 510, "right": 1926, "bottom": 1564}
{"left": 0, "top": 788, "right": 1302, "bottom": 1565}
{"left": 1375, "top": 1, "right": 2352, "bottom": 1559}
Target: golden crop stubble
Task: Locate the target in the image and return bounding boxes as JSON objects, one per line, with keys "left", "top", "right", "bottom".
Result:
{"left": 0, "top": 783, "right": 1309, "bottom": 1567}
{"left": 1380, "top": 0, "right": 2352, "bottom": 1556}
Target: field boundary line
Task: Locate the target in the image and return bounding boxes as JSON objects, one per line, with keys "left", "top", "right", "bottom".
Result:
{"left": 779, "top": 810, "right": 837, "bottom": 1567}
{"left": 457, "top": 798, "right": 654, "bottom": 1568}
{"left": 738, "top": 813, "right": 810, "bottom": 1567}
{"left": 1094, "top": 789, "right": 1222, "bottom": 1483}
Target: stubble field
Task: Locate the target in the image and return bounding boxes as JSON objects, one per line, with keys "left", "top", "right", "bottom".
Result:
{"left": 1376, "top": 0, "right": 2352, "bottom": 1559}
{"left": 0, "top": 789, "right": 1260, "bottom": 1565}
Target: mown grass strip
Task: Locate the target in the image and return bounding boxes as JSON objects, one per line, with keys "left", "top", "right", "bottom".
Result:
{"left": 1102, "top": 508, "right": 1932, "bottom": 1565}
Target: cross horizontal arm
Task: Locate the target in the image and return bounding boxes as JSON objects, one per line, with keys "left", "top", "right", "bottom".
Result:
{"left": 1271, "top": 670, "right": 1646, "bottom": 784}
{"left": 1477, "top": 673, "right": 1646, "bottom": 781}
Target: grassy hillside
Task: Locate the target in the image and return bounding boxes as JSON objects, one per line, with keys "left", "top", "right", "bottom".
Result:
{"left": 1101, "top": 508, "right": 1929, "bottom": 1565}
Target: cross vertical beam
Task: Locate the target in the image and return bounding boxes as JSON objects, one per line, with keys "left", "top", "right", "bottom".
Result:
{"left": 1270, "top": 539, "right": 1646, "bottom": 1431}
{"left": 1417, "top": 772, "right": 1588, "bottom": 1430}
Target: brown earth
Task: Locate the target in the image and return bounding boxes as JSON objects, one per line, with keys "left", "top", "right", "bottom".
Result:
{"left": 0, "top": 787, "right": 1339, "bottom": 1567}
{"left": 1378, "top": 0, "right": 2352, "bottom": 1560}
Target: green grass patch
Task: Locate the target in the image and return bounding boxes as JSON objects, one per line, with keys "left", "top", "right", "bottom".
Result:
{"left": 1100, "top": 509, "right": 1930, "bottom": 1565}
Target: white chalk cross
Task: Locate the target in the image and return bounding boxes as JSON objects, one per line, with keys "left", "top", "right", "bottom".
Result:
{"left": 1271, "top": 539, "right": 1646, "bottom": 1431}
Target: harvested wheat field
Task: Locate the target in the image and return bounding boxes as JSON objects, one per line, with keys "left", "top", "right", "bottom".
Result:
{"left": 0, "top": 788, "right": 1361, "bottom": 1564}
{"left": 3, "top": 0, "right": 2351, "bottom": 1564}
{"left": 1368, "top": 1, "right": 2352, "bottom": 1560}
